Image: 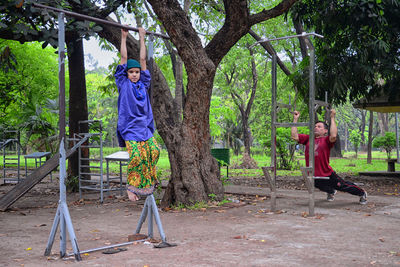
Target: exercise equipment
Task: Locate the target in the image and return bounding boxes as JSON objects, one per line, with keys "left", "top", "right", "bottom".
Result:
{"left": 253, "top": 33, "right": 327, "bottom": 216}
{"left": 28, "top": 4, "right": 175, "bottom": 260}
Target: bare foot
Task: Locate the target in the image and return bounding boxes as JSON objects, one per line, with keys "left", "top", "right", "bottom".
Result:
{"left": 127, "top": 190, "right": 139, "bottom": 201}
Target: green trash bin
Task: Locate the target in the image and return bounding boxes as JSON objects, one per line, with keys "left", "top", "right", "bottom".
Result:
{"left": 211, "top": 148, "right": 230, "bottom": 177}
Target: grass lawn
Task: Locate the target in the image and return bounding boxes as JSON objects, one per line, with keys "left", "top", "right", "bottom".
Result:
{"left": 1, "top": 149, "right": 399, "bottom": 179}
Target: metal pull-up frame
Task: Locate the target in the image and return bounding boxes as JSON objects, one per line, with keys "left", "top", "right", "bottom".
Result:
{"left": 31, "top": 3, "right": 171, "bottom": 260}
{"left": 253, "top": 33, "right": 324, "bottom": 214}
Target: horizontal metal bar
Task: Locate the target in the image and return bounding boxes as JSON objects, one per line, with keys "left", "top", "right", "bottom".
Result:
{"left": 66, "top": 239, "right": 146, "bottom": 256}
{"left": 80, "top": 186, "right": 122, "bottom": 191}
{"left": 273, "top": 122, "right": 309, "bottom": 127}
{"left": 314, "top": 100, "right": 330, "bottom": 108}
{"left": 276, "top": 103, "right": 292, "bottom": 109}
{"left": 256, "top": 32, "right": 324, "bottom": 43}
{"left": 32, "top": 3, "right": 170, "bottom": 39}
{"left": 79, "top": 180, "right": 100, "bottom": 183}
{"left": 80, "top": 173, "right": 101, "bottom": 176}
{"left": 313, "top": 176, "right": 330, "bottom": 180}
{"left": 80, "top": 165, "right": 101, "bottom": 169}
{"left": 78, "top": 120, "right": 101, "bottom": 124}
{"left": 79, "top": 158, "right": 101, "bottom": 161}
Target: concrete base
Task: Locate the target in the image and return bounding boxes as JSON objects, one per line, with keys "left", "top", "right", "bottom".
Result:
{"left": 358, "top": 171, "right": 400, "bottom": 177}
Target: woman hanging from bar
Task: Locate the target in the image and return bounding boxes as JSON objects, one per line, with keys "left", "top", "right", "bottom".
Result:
{"left": 115, "top": 27, "right": 160, "bottom": 201}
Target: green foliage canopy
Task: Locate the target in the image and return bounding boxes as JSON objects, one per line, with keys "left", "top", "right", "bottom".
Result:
{"left": 290, "top": 0, "right": 400, "bottom": 105}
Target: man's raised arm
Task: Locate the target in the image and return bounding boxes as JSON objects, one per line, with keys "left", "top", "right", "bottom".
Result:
{"left": 291, "top": 111, "right": 300, "bottom": 142}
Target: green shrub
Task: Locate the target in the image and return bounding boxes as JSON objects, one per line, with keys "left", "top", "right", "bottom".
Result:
{"left": 372, "top": 132, "right": 396, "bottom": 159}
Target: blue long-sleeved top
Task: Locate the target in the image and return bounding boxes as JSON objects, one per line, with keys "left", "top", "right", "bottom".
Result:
{"left": 114, "top": 64, "right": 154, "bottom": 147}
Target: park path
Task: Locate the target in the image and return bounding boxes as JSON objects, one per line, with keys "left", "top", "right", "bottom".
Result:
{"left": 1, "top": 180, "right": 400, "bottom": 267}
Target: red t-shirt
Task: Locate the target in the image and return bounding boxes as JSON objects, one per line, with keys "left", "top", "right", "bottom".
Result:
{"left": 298, "top": 134, "right": 334, "bottom": 177}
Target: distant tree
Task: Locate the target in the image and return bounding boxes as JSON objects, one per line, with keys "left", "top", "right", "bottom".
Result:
{"left": 349, "top": 130, "right": 362, "bottom": 158}
{"left": 373, "top": 132, "right": 396, "bottom": 159}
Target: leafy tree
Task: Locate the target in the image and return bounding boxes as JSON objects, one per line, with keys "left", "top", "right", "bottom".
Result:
{"left": 143, "top": 0, "right": 299, "bottom": 206}
{"left": 275, "top": 128, "right": 298, "bottom": 170}
{"left": 373, "top": 132, "right": 396, "bottom": 159}
{"left": 215, "top": 43, "right": 259, "bottom": 161}
{"left": 0, "top": 0, "right": 126, "bottom": 181}
{"left": 290, "top": 0, "right": 400, "bottom": 105}
{"left": 0, "top": 40, "right": 58, "bottom": 152}
{"left": 349, "top": 130, "right": 363, "bottom": 158}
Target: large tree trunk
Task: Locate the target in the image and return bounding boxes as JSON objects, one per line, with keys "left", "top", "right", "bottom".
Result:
{"left": 378, "top": 112, "right": 389, "bottom": 134}
{"left": 97, "top": 18, "right": 222, "bottom": 205}
{"left": 66, "top": 32, "right": 89, "bottom": 181}
{"left": 330, "top": 134, "right": 342, "bottom": 157}
{"left": 99, "top": 0, "right": 298, "bottom": 206}
{"left": 360, "top": 110, "right": 366, "bottom": 150}
{"left": 367, "top": 111, "right": 373, "bottom": 164}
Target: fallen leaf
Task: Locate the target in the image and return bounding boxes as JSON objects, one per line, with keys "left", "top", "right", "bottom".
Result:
{"left": 214, "top": 210, "right": 226, "bottom": 213}
{"left": 379, "top": 238, "right": 385, "bottom": 242}
{"left": 233, "top": 236, "right": 242, "bottom": 239}
{"left": 25, "top": 247, "right": 32, "bottom": 251}
{"left": 35, "top": 224, "right": 47, "bottom": 227}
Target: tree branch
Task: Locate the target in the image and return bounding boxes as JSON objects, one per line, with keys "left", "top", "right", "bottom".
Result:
{"left": 249, "top": 0, "right": 299, "bottom": 26}
{"left": 248, "top": 29, "right": 291, "bottom": 76}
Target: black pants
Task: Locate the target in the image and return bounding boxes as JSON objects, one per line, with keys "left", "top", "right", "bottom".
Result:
{"left": 314, "top": 172, "right": 365, "bottom": 196}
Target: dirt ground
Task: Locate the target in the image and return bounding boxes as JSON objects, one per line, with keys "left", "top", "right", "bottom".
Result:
{"left": 1, "top": 173, "right": 400, "bottom": 267}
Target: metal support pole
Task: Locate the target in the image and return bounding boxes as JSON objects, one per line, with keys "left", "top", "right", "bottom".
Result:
{"left": 44, "top": 12, "right": 81, "bottom": 261}
{"left": 44, "top": 139, "right": 81, "bottom": 261}
{"left": 301, "top": 167, "right": 315, "bottom": 217}
{"left": 271, "top": 53, "right": 277, "bottom": 181}
{"left": 135, "top": 197, "right": 149, "bottom": 234}
{"left": 262, "top": 167, "right": 276, "bottom": 212}
{"left": 308, "top": 47, "right": 315, "bottom": 177}
{"left": 396, "top": 113, "right": 399, "bottom": 163}
{"left": 58, "top": 12, "right": 66, "bottom": 144}
{"left": 147, "top": 196, "right": 154, "bottom": 238}
{"left": 150, "top": 195, "right": 166, "bottom": 242}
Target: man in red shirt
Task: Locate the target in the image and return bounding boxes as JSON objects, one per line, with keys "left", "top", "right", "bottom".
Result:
{"left": 291, "top": 109, "right": 367, "bottom": 204}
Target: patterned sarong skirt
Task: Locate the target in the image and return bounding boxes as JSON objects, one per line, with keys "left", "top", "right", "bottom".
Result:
{"left": 125, "top": 136, "right": 160, "bottom": 196}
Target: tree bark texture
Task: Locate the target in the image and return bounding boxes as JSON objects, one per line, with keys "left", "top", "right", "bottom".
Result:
{"left": 360, "top": 110, "right": 366, "bottom": 150}
{"left": 367, "top": 111, "right": 373, "bottom": 164}
{"left": 378, "top": 112, "right": 389, "bottom": 134}
{"left": 65, "top": 32, "right": 89, "bottom": 181}
{"left": 330, "top": 134, "right": 342, "bottom": 157}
